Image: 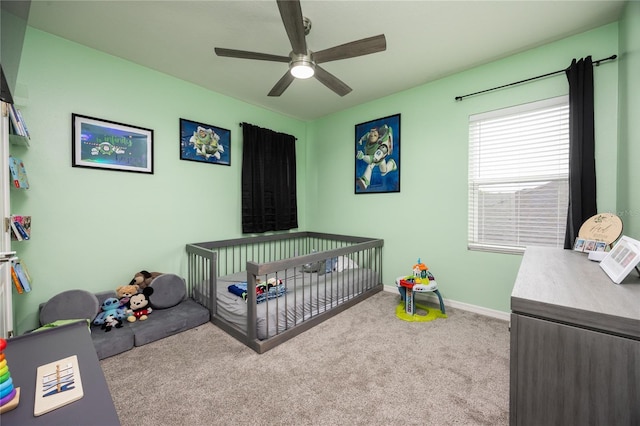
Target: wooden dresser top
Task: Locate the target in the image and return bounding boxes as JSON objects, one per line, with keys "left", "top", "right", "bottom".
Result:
{"left": 511, "top": 247, "right": 640, "bottom": 340}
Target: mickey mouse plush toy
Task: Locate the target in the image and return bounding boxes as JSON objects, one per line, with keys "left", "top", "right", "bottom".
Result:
{"left": 127, "top": 287, "right": 154, "bottom": 322}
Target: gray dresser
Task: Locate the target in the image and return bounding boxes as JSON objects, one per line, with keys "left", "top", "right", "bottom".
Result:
{"left": 510, "top": 247, "right": 640, "bottom": 426}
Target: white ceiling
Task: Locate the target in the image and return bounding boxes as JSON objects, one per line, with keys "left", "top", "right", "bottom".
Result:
{"left": 26, "top": 0, "right": 626, "bottom": 121}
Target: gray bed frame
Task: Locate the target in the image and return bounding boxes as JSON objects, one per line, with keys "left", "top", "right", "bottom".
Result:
{"left": 186, "top": 232, "right": 384, "bottom": 353}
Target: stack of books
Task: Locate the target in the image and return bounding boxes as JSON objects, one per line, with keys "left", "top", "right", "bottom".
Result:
{"left": 7, "top": 104, "right": 30, "bottom": 139}
{"left": 9, "top": 215, "right": 31, "bottom": 241}
{"left": 10, "top": 260, "right": 31, "bottom": 293}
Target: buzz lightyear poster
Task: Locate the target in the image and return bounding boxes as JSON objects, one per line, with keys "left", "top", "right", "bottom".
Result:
{"left": 355, "top": 113, "right": 400, "bottom": 194}
{"left": 180, "top": 118, "right": 231, "bottom": 166}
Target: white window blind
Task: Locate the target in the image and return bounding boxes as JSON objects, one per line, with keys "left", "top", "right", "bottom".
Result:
{"left": 468, "top": 96, "right": 569, "bottom": 254}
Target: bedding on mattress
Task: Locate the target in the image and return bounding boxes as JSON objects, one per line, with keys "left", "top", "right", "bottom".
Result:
{"left": 208, "top": 265, "right": 377, "bottom": 340}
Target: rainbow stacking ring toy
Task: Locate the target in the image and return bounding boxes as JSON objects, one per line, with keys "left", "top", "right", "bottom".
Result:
{"left": 0, "top": 338, "right": 20, "bottom": 413}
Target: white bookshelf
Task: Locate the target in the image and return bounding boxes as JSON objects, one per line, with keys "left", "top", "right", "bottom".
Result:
{"left": 1, "top": 101, "right": 15, "bottom": 338}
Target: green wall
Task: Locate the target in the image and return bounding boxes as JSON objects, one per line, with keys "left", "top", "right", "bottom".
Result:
{"left": 307, "top": 23, "right": 621, "bottom": 313}
{"left": 10, "top": 29, "right": 308, "bottom": 333}
{"left": 11, "top": 16, "right": 633, "bottom": 333}
{"left": 618, "top": 1, "right": 640, "bottom": 237}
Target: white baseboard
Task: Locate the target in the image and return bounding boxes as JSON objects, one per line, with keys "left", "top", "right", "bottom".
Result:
{"left": 383, "top": 285, "right": 510, "bottom": 322}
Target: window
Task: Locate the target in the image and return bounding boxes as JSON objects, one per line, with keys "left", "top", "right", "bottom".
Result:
{"left": 468, "top": 96, "right": 569, "bottom": 254}
{"left": 241, "top": 123, "right": 298, "bottom": 234}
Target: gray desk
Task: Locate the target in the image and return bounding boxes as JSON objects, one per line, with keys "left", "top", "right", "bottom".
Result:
{"left": 1, "top": 321, "right": 120, "bottom": 425}
{"left": 509, "top": 247, "right": 640, "bottom": 426}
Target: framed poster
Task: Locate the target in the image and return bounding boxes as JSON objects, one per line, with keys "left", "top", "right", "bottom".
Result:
{"left": 72, "top": 114, "right": 153, "bottom": 174}
{"left": 179, "top": 118, "right": 230, "bottom": 166}
{"left": 599, "top": 236, "right": 640, "bottom": 284}
{"left": 355, "top": 113, "right": 400, "bottom": 194}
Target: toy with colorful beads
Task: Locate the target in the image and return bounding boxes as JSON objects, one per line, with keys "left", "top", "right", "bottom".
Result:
{"left": 0, "top": 338, "right": 20, "bottom": 414}
{"left": 395, "top": 258, "right": 447, "bottom": 322}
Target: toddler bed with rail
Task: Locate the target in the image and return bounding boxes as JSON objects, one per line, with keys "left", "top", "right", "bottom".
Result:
{"left": 186, "top": 232, "right": 384, "bottom": 353}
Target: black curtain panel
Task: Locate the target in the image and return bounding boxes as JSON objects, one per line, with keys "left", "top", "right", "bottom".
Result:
{"left": 564, "top": 56, "right": 597, "bottom": 249}
{"left": 241, "top": 123, "right": 298, "bottom": 233}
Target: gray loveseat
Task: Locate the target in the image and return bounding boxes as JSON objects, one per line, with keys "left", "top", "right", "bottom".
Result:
{"left": 38, "top": 274, "right": 210, "bottom": 359}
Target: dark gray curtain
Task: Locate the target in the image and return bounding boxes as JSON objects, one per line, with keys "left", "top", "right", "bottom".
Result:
{"left": 241, "top": 123, "right": 298, "bottom": 233}
{"left": 564, "top": 56, "right": 597, "bottom": 249}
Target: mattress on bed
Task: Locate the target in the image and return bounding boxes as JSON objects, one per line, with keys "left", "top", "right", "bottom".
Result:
{"left": 201, "top": 267, "right": 378, "bottom": 340}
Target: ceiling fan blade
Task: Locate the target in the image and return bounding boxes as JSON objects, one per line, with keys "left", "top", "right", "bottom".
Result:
{"left": 268, "top": 71, "right": 296, "bottom": 97}
{"left": 276, "top": 0, "right": 307, "bottom": 55}
{"left": 215, "top": 48, "right": 290, "bottom": 63}
{"left": 313, "top": 34, "right": 386, "bottom": 64}
{"left": 314, "top": 65, "right": 352, "bottom": 97}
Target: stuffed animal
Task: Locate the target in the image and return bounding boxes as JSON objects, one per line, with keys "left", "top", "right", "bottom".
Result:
{"left": 256, "top": 277, "right": 282, "bottom": 294}
{"left": 93, "top": 297, "right": 127, "bottom": 325}
{"left": 115, "top": 284, "right": 139, "bottom": 308}
{"left": 267, "top": 277, "right": 282, "bottom": 288}
{"left": 127, "top": 287, "right": 154, "bottom": 322}
{"left": 101, "top": 314, "right": 123, "bottom": 332}
{"left": 130, "top": 270, "right": 163, "bottom": 289}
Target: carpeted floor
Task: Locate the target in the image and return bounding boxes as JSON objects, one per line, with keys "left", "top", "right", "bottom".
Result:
{"left": 101, "top": 291, "right": 510, "bottom": 425}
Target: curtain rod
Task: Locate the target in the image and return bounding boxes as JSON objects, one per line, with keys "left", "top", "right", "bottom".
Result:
{"left": 454, "top": 54, "right": 617, "bottom": 102}
{"left": 239, "top": 122, "right": 298, "bottom": 140}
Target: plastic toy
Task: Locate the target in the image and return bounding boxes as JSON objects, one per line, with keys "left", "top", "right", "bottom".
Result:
{"left": 0, "top": 338, "right": 20, "bottom": 414}
{"left": 396, "top": 258, "right": 446, "bottom": 322}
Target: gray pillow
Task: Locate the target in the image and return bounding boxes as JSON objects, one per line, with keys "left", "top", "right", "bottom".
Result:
{"left": 149, "top": 274, "right": 186, "bottom": 309}
{"left": 302, "top": 260, "right": 326, "bottom": 275}
{"left": 39, "top": 289, "right": 100, "bottom": 325}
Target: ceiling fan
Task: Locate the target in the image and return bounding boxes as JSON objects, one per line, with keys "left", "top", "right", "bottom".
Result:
{"left": 214, "top": 0, "right": 386, "bottom": 97}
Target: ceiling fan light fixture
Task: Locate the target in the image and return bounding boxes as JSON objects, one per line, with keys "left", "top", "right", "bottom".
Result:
{"left": 214, "top": 1, "right": 386, "bottom": 96}
{"left": 290, "top": 57, "right": 315, "bottom": 79}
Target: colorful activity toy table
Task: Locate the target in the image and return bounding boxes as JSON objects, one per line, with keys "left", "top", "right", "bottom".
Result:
{"left": 395, "top": 275, "right": 446, "bottom": 322}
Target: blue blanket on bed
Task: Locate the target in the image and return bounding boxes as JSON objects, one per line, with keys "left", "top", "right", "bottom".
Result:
{"left": 228, "top": 282, "right": 287, "bottom": 303}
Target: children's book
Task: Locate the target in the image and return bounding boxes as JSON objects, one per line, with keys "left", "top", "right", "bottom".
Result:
{"left": 8, "top": 156, "right": 29, "bottom": 189}
{"left": 7, "top": 104, "right": 22, "bottom": 135}
{"left": 10, "top": 215, "right": 31, "bottom": 240}
{"left": 12, "top": 215, "right": 31, "bottom": 240}
{"left": 18, "top": 259, "right": 32, "bottom": 283}
{"left": 10, "top": 220, "right": 23, "bottom": 241}
{"left": 13, "top": 221, "right": 29, "bottom": 240}
{"left": 10, "top": 265, "right": 23, "bottom": 294}
{"left": 14, "top": 261, "right": 31, "bottom": 292}
{"left": 14, "top": 106, "right": 30, "bottom": 138}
